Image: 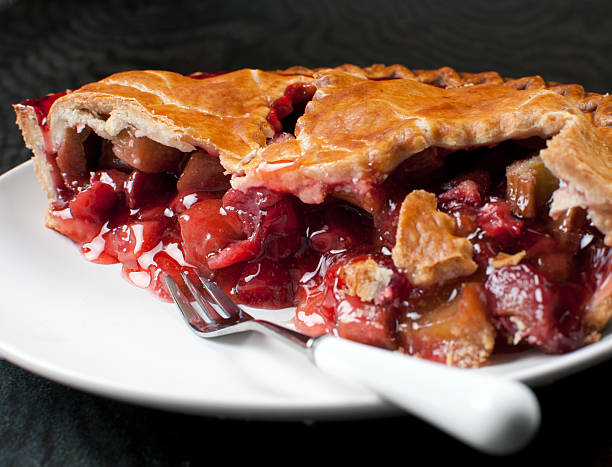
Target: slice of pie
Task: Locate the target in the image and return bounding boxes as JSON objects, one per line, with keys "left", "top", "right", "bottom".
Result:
{"left": 13, "top": 64, "right": 612, "bottom": 368}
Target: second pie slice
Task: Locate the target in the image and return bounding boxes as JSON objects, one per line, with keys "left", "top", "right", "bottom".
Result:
{"left": 14, "top": 64, "right": 612, "bottom": 368}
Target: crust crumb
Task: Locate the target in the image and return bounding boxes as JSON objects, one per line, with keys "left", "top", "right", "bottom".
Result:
{"left": 489, "top": 250, "right": 526, "bottom": 269}
{"left": 339, "top": 258, "right": 393, "bottom": 303}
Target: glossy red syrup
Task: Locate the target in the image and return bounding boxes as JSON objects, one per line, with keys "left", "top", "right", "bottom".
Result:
{"left": 18, "top": 91, "right": 67, "bottom": 128}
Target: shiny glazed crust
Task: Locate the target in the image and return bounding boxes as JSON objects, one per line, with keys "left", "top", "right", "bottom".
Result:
{"left": 46, "top": 69, "right": 314, "bottom": 172}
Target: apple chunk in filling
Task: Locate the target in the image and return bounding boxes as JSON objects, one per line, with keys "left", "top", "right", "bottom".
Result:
{"left": 108, "top": 131, "right": 184, "bottom": 174}
{"left": 399, "top": 283, "right": 496, "bottom": 368}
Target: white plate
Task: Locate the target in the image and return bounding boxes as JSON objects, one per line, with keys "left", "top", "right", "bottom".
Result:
{"left": 1, "top": 161, "right": 611, "bottom": 420}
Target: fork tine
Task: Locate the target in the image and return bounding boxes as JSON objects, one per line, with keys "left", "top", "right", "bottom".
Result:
{"left": 196, "top": 272, "right": 246, "bottom": 319}
{"left": 164, "top": 275, "right": 209, "bottom": 329}
{"left": 180, "top": 272, "right": 230, "bottom": 321}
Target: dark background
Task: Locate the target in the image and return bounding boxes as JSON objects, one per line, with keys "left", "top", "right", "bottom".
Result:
{"left": 1, "top": 0, "right": 612, "bottom": 465}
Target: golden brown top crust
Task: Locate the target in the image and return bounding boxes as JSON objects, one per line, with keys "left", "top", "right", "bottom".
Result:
{"left": 237, "top": 70, "right": 580, "bottom": 194}
{"left": 281, "top": 64, "right": 612, "bottom": 125}
{"left": 20, "top": 64, "right": 612, "bottom": 244}
{"left": 46, "top": 69, "right": 313, "bottom": 173}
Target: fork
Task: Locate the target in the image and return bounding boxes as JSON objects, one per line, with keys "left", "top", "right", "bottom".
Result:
{"left": 165, "top": 272, "right": 541, "bottom": 455}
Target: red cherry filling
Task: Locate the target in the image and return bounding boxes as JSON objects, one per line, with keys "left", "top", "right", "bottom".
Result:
{"left": 438, "top": 170, "right": 490, "bottom": 209}
{"left": 41, "top": 141, "right": 612, "bottom": 362}
{"left": 477, "top": 199, "right": 524, "bottom": 247}
{"left": 234, "top": 259, "right": 297, "bottom": 307}
{"left": 124, "top": 171, "right": 174, "bottom": 209}
{"left": 485, "top": 264, "right": 586, "bottom": 353}
{"left": 206, "top": 189, "right": 302, "bottom": 270}
{"left": 295, "top": 253, "right": 404, "bottom": 349}
{"left": 105, "top": 220, "right": 166, "bottom": 267}
{"left": 69, "top": 181, "right": 120, "bottom": 224}
{"left": 336, "top": 295, "right": 399, "bottom": 350}
{"left": 178, "top": 199, "right": 243, "bottom": 270}
{"left": 267, "top": 83, "right": 316, "bottom": 134}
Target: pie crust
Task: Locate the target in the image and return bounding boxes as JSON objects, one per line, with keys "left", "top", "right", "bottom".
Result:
{"left": 13, "top": 64, "right": 612, "bottom": 367}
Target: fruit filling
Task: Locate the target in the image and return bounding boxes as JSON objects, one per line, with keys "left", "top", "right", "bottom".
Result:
{"left": 20, "top": 83, "right": 612, "bottom": 368}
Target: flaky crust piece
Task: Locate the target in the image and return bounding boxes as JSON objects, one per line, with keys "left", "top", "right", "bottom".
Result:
{"left": 46, "top": 69, "right": 313, "bottom": 172}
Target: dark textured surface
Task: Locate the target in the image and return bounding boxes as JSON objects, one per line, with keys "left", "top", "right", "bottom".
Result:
{"left": 2, "top": 0, "right": 612, "bottom": 465}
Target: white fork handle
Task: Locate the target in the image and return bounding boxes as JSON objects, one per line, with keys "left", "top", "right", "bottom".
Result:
{"left": 309, "top": 335, "right": 540, "bottom": 456}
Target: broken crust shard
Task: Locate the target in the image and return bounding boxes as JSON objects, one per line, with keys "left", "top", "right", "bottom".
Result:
{"left": 392, "top": 190, "right": 478, "bottom": 286}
